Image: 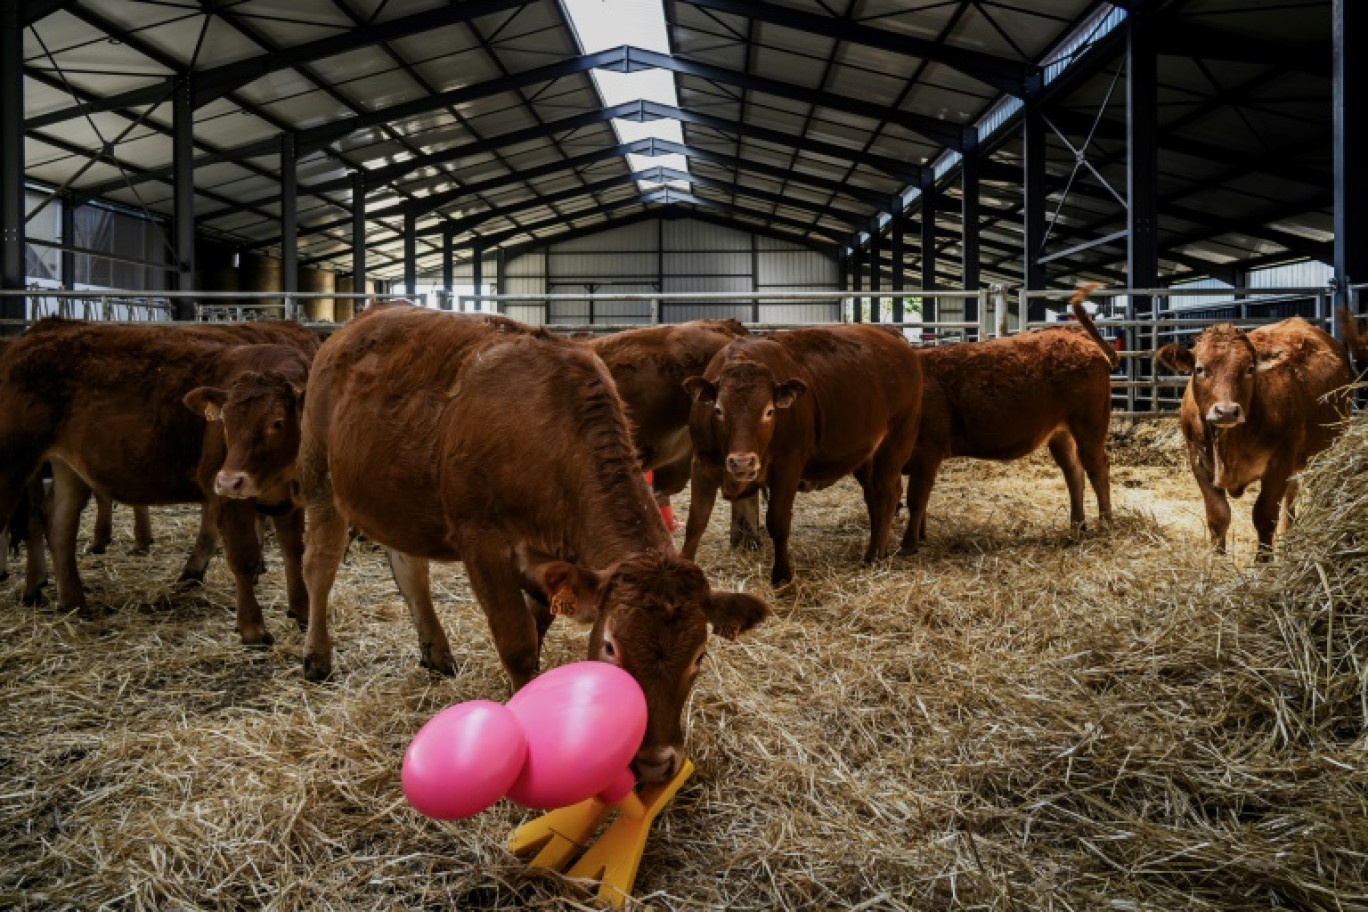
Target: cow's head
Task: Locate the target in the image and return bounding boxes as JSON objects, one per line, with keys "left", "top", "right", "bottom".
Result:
{"left": 1158, "top": 325, "right": 1286, "bottom": 428}
{"left": 184, "top": 370, "right": 305, "bottom": 500}
{"left": 685, "top": 358, "right": 806, "bottom": 498}
{"left": 529, "top": 551, "right": 769, "bottom": 783}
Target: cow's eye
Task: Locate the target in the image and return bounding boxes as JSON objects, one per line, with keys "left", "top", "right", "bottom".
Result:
{"left": 763, "top": 407, "right": 775, "bottom": 420}
{"left": 603, "top": 639, "right": 617, "bottom": 660}
{"left": 1194, "top": 365, "right": 1204, "bottom": 376}
{"left": 271, "top": 418, "right": 285, "bottom": 432}
{"left": 713, "top": 404, "right": 723, "bottom": 418}
{"left": 1245, "top": 365, "right": 1255, "bottom": 375}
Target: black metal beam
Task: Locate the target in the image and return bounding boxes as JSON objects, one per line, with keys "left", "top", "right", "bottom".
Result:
{"left": 626, "top": 47, "right": 965, "bottom": 149}
{"left": 280, "top": 132, "right": 297, "bottom": 296}
{"left": 890, "top": 213, "right": 904, "bottom": 323}
{"left": 1128, "top": 6, "right": 1160, "bottom": 300}
{"left": 920, "top": 176, "right": 938, "bottom": 296}
{"left": 403, "top": 208, "right": 416, "bottom": 295}
{"left": 1, "top": 0, "right": 22, "bottom": 325}
{"left": 1023, "top": 104, "right": 1046, "bottom": 317}
{"left": 25, "top": 0, "right": 536, "bottom": 130}
{"left": 351, "top": 171, "right": 366, "bottom": 290}
{"left": 21, "top": 0, "right": 74, "bottom": 27}
{"left": 676, "top": 0, "right": 1028, "bottom": 96}
{"left": 962, "top": 130, "right": 981, "bottom": 324}
{"left": 1334, "top": 0, "right": 1368, "bottom": 311}
{"left": 172, "top": 74, "right": 195, "bottom": 314}
{"left": 415, "top": 165, "right": 867, "bottom": 240}
{"left": 1158, "top": 23, "right": 1329, "bottom": 78}
{"left": 60, "top": 194, "right": 74, "bottom": 288}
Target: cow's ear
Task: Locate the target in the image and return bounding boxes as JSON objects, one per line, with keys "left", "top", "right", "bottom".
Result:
{"left": 1257, "top": 348, "right": 1290, "bottom": 372}
{"left": 773, "top": 378, "right": 808, "bottom": 408}
{"left": 705, "top": 590, "right": 770, "bottom": 641}
{"left": 291, "top": 383, "right": 306, "bottom": 410}
{"left": 532, "top": 560, "right": 605, "bottom": 623}
{"left": 684, "top": 376, "right": 718, "bottom": 404}
{"left": 184, "top": 387, "right": 229, "bottom": 421}
{"left": 1157, "top": 343, "right": 1194, "bottom": 373}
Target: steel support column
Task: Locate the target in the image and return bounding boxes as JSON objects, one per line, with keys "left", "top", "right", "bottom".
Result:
{"left": 279, "top": 132, "right": 298, "bottom": 301}
{"left": 1334, "top": 0, "right": 1368, "bottom": 315}
{"left": 472, "top": 244, "right": 484, "bottom": 311}
{"left": 868, "top": 231, "right": 881, "bottom": 322}
{"left": 442, "top": 225, "right": 454, "bottom": 309}
{"left": 60, "top": 195, "right": 76, "bottom": 289}
{"left": 890, "top": 213, "right": 905, "bottom": 324}
{"left": 962, "top": 130, "right": 981, "bottom": 332}
{"left": 921, "top": 177, "right": 938, "bottom": 325}
{"left": 851, "top": 244, "right": 863, "bottom": 322}
{"left": 172, "top": 74, "right": 196, "bottom": 318}
{"left": 351, "top": 171, "right": 366, "bottom": 294}
{"left": 1128, "top": 5, "right": 1159, "bottom": 413}
{"left": 1023, "top": 104, "right": 1048, "bottom": 321}
{"left": 1, "top": 0, "right": 24, "bottom": 329}
{"left": 403, "top": 207, "right": 417, "bottom": 295}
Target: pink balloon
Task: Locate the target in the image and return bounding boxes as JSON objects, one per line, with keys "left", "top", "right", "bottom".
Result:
{"left": 402, "top": 700, "right": 528, "bottom": 820}
{"left": 505, "top": 662, "right": 648, "bottom": 809}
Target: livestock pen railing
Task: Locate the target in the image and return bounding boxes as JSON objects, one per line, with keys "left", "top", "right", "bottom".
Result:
{"left": 1019, "top": 286, "right": 1336, "bottom": 418}
{"left": 455, "top": 290, "right": 990, "bottom": 341}
{"left": 0, "top": 289, "right": 427, "bottom": 326}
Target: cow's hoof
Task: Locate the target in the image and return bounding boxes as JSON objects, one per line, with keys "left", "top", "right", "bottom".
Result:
{"left": 770, "top": 571, "right": 793, "bottom": 588}
{"left": 21, "top": 589, "right": 43, "bottom": 606}
{"left": 421, "top": 656, "right": 457, "bottom": 677}
{"left": 242, "top": 631, "right": 275, "bottom": 648}
{"left": 0, "top": 570, "right": 7, "bottom": 583}
{"left": 303, "top": 655, "right": 333, "bottom": 682}
{"left": 174, "top": 572, "right": 206, "bottom": 589}
{"left": 288, "top": 612, "right": 309, "bottom": 632}
{"left": 85, "top": 543, "right": 107, "bottom": 555}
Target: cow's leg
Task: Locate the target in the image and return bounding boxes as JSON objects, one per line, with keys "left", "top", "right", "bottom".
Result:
{"left": 131, "top": 505, "right": 153, "bottom": 554}
{"left": 681, "top": 459, "right": 721, "bottom": 561}
{"left": 176, "top": 501, "right": 221, "bottom": 585}
{"left": 1047, "top": 431, "right": 1088, "bottom": 532}
{"left": 729, "top": 493, "right": 764, "bottom": 551}
{"left": 1278, "top": 477, "right": 1299, "bottom": 537}
{"left": 271, "top": 509, "right": 309, "bottom": 631}
{"left": 465, "top": 549, "right": 540, "bottom": 691}
{"left": 385, "top": 549, "right": 455, "bottom": 675}
{"left": 89, "top": 492, "right": 114, "bottom": 554}
{"left": 302, "top": 499, "right": 349, "bottom": 681}
{"left": 901, "top": 451, "right": 943, "bottom": 554}
{"left": 21, "top": 478, "right": 48, "bottom": 602}
{"left": 524, "top": 591, "right": 555, "bottom": 652}
{"left": 0, "top": 524, "right": 7, "bottom": 581}
{"left": 1190, "top": 454, "right": 1231, "bottom": 553}
{"left": 863, "top": 427, "right": 917, "bottom": 563}
{"left": 216, "top": 500, "right": 271, "bottom": 647}
{"left": 1252, "top": 466, "right": 1291, "bottom": 561}
{"left": 46, "top": 461, "right": 92, "bottom": 611}
{"left": 1074, "top": 425, "right": 1113, "bottom": 525}
{"left": 766, "top": 468, "right": 802, "bottom": 586}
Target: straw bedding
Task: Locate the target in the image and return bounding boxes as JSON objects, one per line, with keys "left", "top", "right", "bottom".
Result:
{"left": 1, "top": 419, "right": 1364, "bottom": 910}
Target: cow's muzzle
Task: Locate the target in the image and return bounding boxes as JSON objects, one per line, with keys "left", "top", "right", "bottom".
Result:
{"left": 215, "top": 470, "right": 259, "bottom": 498}
{"left": 725, "top": 452, "right": 760, "bottom": 484}
{"left": 1205, "top": 403, "right": 1244, "bottom": 427}
{"left": 632, "top": 744, "right": 681, "bottom": 784}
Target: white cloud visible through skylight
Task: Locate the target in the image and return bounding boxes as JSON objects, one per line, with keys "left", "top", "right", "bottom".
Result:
{"left": 561, "top": 0, "right": 690, "bottom": 192}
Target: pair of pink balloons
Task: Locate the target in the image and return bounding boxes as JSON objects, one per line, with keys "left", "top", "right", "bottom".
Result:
{"left": 402, "top": 661, "right": 649, "bottom": 820}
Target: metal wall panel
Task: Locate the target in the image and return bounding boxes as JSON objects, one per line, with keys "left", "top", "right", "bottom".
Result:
{"left": 554, "top": 222, "right": 658, "bottom": 254}
{"left": 662, "top": 254, "right": 750, "bottom": 281}
{"left": 664, "top": 218, "right": 750, "bottom": 251}
{"left": 505, "top": 250, "right": 545, "bottom": 278}
{"left": 757, "top": 249, "right": 838, "bottom": 288}
{"left": 550, "top": 251, "right": 658, "bottom": 279}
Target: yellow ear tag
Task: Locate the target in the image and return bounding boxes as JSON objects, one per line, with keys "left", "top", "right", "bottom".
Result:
{"left": 204, "top": 404, "right": 223, "bottom": 422}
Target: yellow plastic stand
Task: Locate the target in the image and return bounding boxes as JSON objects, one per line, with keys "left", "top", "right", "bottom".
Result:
{"left": 508, "top": 758, "right": 695, "bottom": 907}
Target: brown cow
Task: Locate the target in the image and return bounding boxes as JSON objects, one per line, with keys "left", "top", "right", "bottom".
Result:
{"left": 682, "top": 324, "right": 924, "bottom": 585}
{"left": 1158, "top": 316, "right": 1355, "bottom": 556}
{"left": 587, "top": 319, "right": 763, "bottom": 548}
{"left": 298, "top": 304, "right": 769, "bottom": 782}
{"left": 0, "top": 319, "right": 314, "bottom": 644}
{"left": 903, "top": 284, "right": 1118, "bottom": 550}
{"left": 1339, "top": 306, "right": 1368, "bottom": 375}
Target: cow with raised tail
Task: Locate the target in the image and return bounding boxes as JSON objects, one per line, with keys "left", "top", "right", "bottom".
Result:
{"left": 297, "top": 304, "right": 768, "bottom": 783}
{"left": 587, "top": 319, "right": 763, "bottom": 549}
{"left": 1158, "top": 316, "right": 1356, "bottom": 557}
{"left": 903, "top": 283, "right": 1118, "bottom": 550}
{"left": 0, "top": 319, "right": 314, "bottom": 644}
{"left": 682, "top": 324, "right": 924, "bottom": 586}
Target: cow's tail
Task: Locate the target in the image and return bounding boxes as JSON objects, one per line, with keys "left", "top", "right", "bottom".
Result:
{"left": 1070, "top": 282, "right": 1119, "bottom": 368}
{"left": 1337, "top": 306, "right": 1368, "bottom": 376}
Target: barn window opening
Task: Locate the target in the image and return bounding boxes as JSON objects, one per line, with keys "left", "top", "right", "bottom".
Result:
{"left": 561, "top": 0, "right": 691, "bottom": 192}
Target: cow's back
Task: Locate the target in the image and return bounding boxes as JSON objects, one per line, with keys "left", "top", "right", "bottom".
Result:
{"left": 921, "top": 326, "right": 1112, "bottom": 460}
{"left": 305, "top": 306, "right": 626, "bottom": 559}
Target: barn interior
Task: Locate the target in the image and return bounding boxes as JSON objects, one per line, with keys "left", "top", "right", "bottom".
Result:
{"left": 2, "top": 1, "right": 1366, "bottom": 909}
